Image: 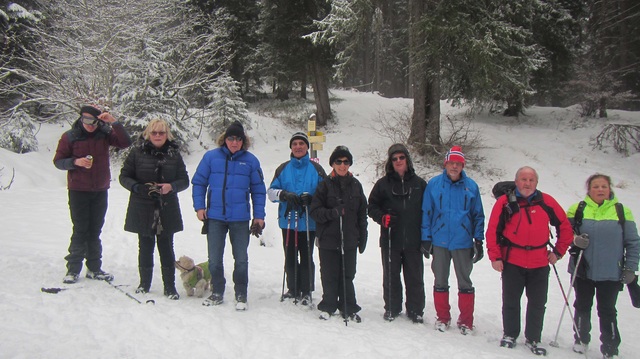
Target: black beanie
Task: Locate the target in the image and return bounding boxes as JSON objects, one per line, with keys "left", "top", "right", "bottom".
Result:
{"left": 80, "top": 105, "right": 102, "bottom": 119}
{"left": 329, "top": 145, "right": 353, "bottom": 166}
{"left": 224, "top": 121, "right": 246, "bottom": 141}
{"left": 289, "top": 132, "right": 310, "bottom": 148}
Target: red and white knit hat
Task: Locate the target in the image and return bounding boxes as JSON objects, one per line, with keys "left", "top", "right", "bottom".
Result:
{"left": 444, "top": 146, "right": 465, "bottom": 165}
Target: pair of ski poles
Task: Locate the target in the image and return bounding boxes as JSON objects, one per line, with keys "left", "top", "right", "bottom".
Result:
{"left": 280, "top": 205, "right": 313, "bottom": 307}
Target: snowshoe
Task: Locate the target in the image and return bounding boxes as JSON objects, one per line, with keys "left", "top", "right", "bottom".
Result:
{"left": 203, "top": 293, "right": 223, "bottom": 306}
{"left": 63, "top": 272, "right": 79, "bottom": 284}
{"left": 85, "top": 269, "right": 114, "bottom": 282}
{"left": 500, "top": 336, "right": 516, "bottom": 349}
{"left": 525, "top": 340, "right": 547, "bottom": 356}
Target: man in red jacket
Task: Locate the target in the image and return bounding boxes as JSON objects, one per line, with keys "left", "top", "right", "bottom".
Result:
{"left": 486, "top": 166, "right": 573, "bottom": 356}
{"left": 54, "top": 105, "right": 131, "bottom": 284}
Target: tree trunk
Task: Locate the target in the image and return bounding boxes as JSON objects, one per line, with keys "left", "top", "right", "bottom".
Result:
{"left": 310, "top": 57, "right": 331, "bottom": 127}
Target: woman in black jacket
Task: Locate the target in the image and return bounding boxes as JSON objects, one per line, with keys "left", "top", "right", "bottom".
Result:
{"left": 310, "top": 146, "right": 368, "bottom": 322}
{"left": 119, "top": 119, "right": 189, "bottom": 299}
{"left": 368, "top": 144, "right": 427, "bottom": 323}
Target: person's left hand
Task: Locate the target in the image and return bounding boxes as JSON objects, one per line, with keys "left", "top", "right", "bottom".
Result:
{"left": 251, "top": 219, "right": 265, "bottom": 238}
{"left": 97, "top": 112, "right": 117, "bottom": 124}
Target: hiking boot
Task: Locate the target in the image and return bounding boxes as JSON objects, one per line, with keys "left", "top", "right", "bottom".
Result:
{"left": 235, "top": 294, "right": 247, "bottom": 311}
{"left": 300, "top": 294, "right": 312, "bottom": 306}
{"left": 85, "top": 269, "right": 114, "bottom": 282}
{"left": 572, "top": 341, "right": 588, "bottom": 354}
{"left": 203, "top": 293, "right": 223, "bottom": 306}
{"left": 458, "top": 324, "right": 474, "bottom": 335}
{"left": 319, "top": 311, "right": 332, "bottom": 320}
{"left": 525, "top": 339, "right": 547, "bottom": 356}
{"left": 500, "top": 336, "right": 516, "bottom": 348}
{"left": 435, "top": 319, "right": 450, "bottom": 332}
{"left": 164, "top": 287, "right": 180, "bottom": 300}
{"left": 135, "top": 286, "right": 148, "bottom": 294}
{"left": 383, "top": 310, "right": 398, "bottom": 322}
{"left": 63, "top": 272, "right": 79, "bottom": 284}
{"left": 408, "top": 312, "right": 424, "bottom": 324}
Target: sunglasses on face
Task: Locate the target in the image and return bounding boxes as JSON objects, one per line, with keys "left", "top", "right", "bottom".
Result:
{"left": 392, "top": 155, "right": 406, "bottom": 162}
{"left": 150, "top": 131, "right": 167, "bottom": 137}
{"left": 81, "top": 116, "right": 98, "bottom": 125}
{"left": 334, "top": 159, "right": 350, "bottom": 165}
{"left": 226, "top": 136, "right": 243, "bottom": 142}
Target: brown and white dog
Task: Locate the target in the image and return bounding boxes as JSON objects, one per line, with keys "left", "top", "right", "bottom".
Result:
{"left": 174, "top": 256, "right": 211, "bottom": 298}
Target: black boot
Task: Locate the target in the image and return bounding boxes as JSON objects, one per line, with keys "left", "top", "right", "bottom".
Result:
{"left": 161, "top": 266, "right": 179, "bottom": 300}
{"left": 136, "top": 267, "right": 153, "bottom": 293}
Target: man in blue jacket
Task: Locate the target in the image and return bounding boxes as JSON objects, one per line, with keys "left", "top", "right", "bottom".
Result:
{"left": 192, "top": 121, "right": 266, "bottom": 311}
{"left": 268, "top": 132, "right": 326, "bottom": 305}
{"left": 421, "top": 146, "right": 485, "bottom": 334}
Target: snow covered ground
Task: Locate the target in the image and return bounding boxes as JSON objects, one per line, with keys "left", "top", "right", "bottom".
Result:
{"left": 1, "top": 89, "right": 639, "bottom": 358}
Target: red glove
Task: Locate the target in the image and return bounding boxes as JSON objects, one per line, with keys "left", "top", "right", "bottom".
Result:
{"left": 382, "top": 214, "right": 395, "bottom": 228}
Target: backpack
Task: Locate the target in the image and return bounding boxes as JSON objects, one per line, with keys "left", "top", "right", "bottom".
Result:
{"left": 492, "top": 181, "right": 563, "bottom": 261}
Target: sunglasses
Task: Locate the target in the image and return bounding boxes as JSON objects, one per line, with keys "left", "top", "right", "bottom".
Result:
{"left": 226, "top": 136, "right": 243, "bottom": 142}
{"left": 80, "top": 116, "right": 98, "bottom": 125}
{"left": 392, "top": 155, "right": 406, "bottom": 162}
{"left": 334, "top": 159, "right": 351, "bottom": 165}
{"left": 151, "top": 131, "right": 167, "bottom": 136}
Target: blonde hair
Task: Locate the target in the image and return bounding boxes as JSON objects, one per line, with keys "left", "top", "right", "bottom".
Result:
{"left": 142, "top": 119, "right": 174, "bottom": 141}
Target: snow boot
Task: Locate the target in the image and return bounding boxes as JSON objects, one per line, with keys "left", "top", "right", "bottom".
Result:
{"left": 457, "top": 289, "right": 475, "bottom": 334}
{"left": 136, "top": 266, "right": 153, "bottom": 294}
{"left": 235, "top": 294, "right": 247, "bottom": 311}
{"left": 500, "top": 336, "right": 516, "bottom": 349}
{"left": 525, "top": 340, "right": 547, "bottom": 356}
{"left": 86, "top": 269, "right": 114, "bottom": 282}
{"left": 161, "top": 266, "right": 179, "bottom": 300}
{"left": 203, "top": 293, "right": 223, "bottom": 306}
{"left": 63, "top": 272, "right": 79, "bottom": 284}
{"left": 434, "top": 287, "right": 451, "bottom": 330}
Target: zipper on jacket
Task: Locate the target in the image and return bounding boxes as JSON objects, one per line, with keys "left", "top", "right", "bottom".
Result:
{"left": 222, "top": 155, "right": 230, "bottom": 216}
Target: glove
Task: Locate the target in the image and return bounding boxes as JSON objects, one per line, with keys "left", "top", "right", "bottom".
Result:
{"left": 250, "top": 220, "right": 265, "bottom": 238}
{"left": 132, "top": 183, "right": 141, "bottom": 194}
{"left": 420, "top": 241, "right": 432, "bottom": 259}
{"left": 621, "top": 268, "right": 636, "bottom": 285}
{"left": 358, "top": 236, "right": 367, "bottom": 254}
{"left": 573, "top": 233, "right": 589, "bottom": 249}
{"left": 300, "top": 193, "right": 313, "bottom": 206}
{"left": 472, "top": 240, "right": 484, "bottom": 263}
{"left": 145, "top": 182, "right": 162, "bottom": 198}
{"left": 381, "top": 214, "right": 397, "bottom": 229}
{"left": 280, "top": 190, "right": 302, "bottom": 207}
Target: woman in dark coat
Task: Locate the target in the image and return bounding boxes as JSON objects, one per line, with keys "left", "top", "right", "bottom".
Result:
{"left": 309, "top": 146, "right": 368, "bottom": 322}
{"left": 119, "top": 119, "right": 189, "bottom": 299}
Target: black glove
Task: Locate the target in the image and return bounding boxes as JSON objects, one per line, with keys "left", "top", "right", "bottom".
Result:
{"left": 358, "top": 236, "right": 367, "bottom": 254}
{"left": 622, "top": 268, "right": 636, "bottom": 285}
{"left": 300, "top": 193, "right": 313, "bottom": 206}
{"left": 250, "top": 220, "right": 264, "bottom": 238}
{"left": 420, "top": 241, "right": 432, "bottom": 259}
{"left": 280, "top": 190, "right": 302, "bottom": 207}
{"left": 132, "top": 183, "right": 142, "bottom": 194}
{"left": 472, "top": 240, "right": 484, "bottom": 263}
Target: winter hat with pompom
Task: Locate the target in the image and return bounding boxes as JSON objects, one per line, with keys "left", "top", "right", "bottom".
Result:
{"left": 444, "top": 146, "right": 465, "bottom": 165}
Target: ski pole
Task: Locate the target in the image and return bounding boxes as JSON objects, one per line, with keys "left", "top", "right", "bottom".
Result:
{"left": 387, "top": 224, "right": 392, "bottom": 318}
{"left": 339, "top": 212, "right": 348, "bottom": 326}
{"left": 550, "top": 250, "right": 585, "bottom": 349}
{"left": 107, "top": 281, "right": 155, "bottom": 305}
{"left": 41, "top": 286, "right": 83, "bottom": 293}
{"left": 305, "top": 205, "right": 314, "bottom": 306}
{"left": 281, "top": 211, "right": 292, "bottom": 302}
{"left": 293, "top": 210, "right": 299, "bottom": 304}
{"left": 550, "top": 263, "right": 581, "bottom": 351}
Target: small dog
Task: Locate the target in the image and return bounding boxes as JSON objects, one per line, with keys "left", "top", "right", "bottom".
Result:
{"left": 174, "top": 256, "right": 211, "bottom": 298}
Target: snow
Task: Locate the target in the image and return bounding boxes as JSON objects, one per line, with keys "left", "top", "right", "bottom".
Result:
{"left": 1, "top": 89, "right": 639, "bottom": 358}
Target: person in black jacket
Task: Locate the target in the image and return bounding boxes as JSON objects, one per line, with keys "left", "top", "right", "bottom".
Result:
{"left": 119, "top": 119, "right": 189, "bottom": 300}
{"left": 368, "top": 144, "right": 427, "bottom": 323}
{"left": 309, "top": 146, "right": 368, "bottom": 322}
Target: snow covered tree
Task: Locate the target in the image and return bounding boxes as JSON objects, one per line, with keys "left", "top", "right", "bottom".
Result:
{"left": 204, "top": 72, "right": 250, "bottom": 138}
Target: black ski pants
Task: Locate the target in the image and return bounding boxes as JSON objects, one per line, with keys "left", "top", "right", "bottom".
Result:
{"left": 281, "top": 229, "right": 315, "bottom": 296}
{"left": 65, "top": 190, "right": 108, "bottom": 274}
{"left": 317, "top": 247, "right": 360, "bottom": 315}
{"left": 573, "top": 277, "right": 622, "bottom": 357}
{"left": 501, "top": 262, "right": 549, "bottom": 342}
{"left": 382, "top": 246, "right": 425, "bottom": 316}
